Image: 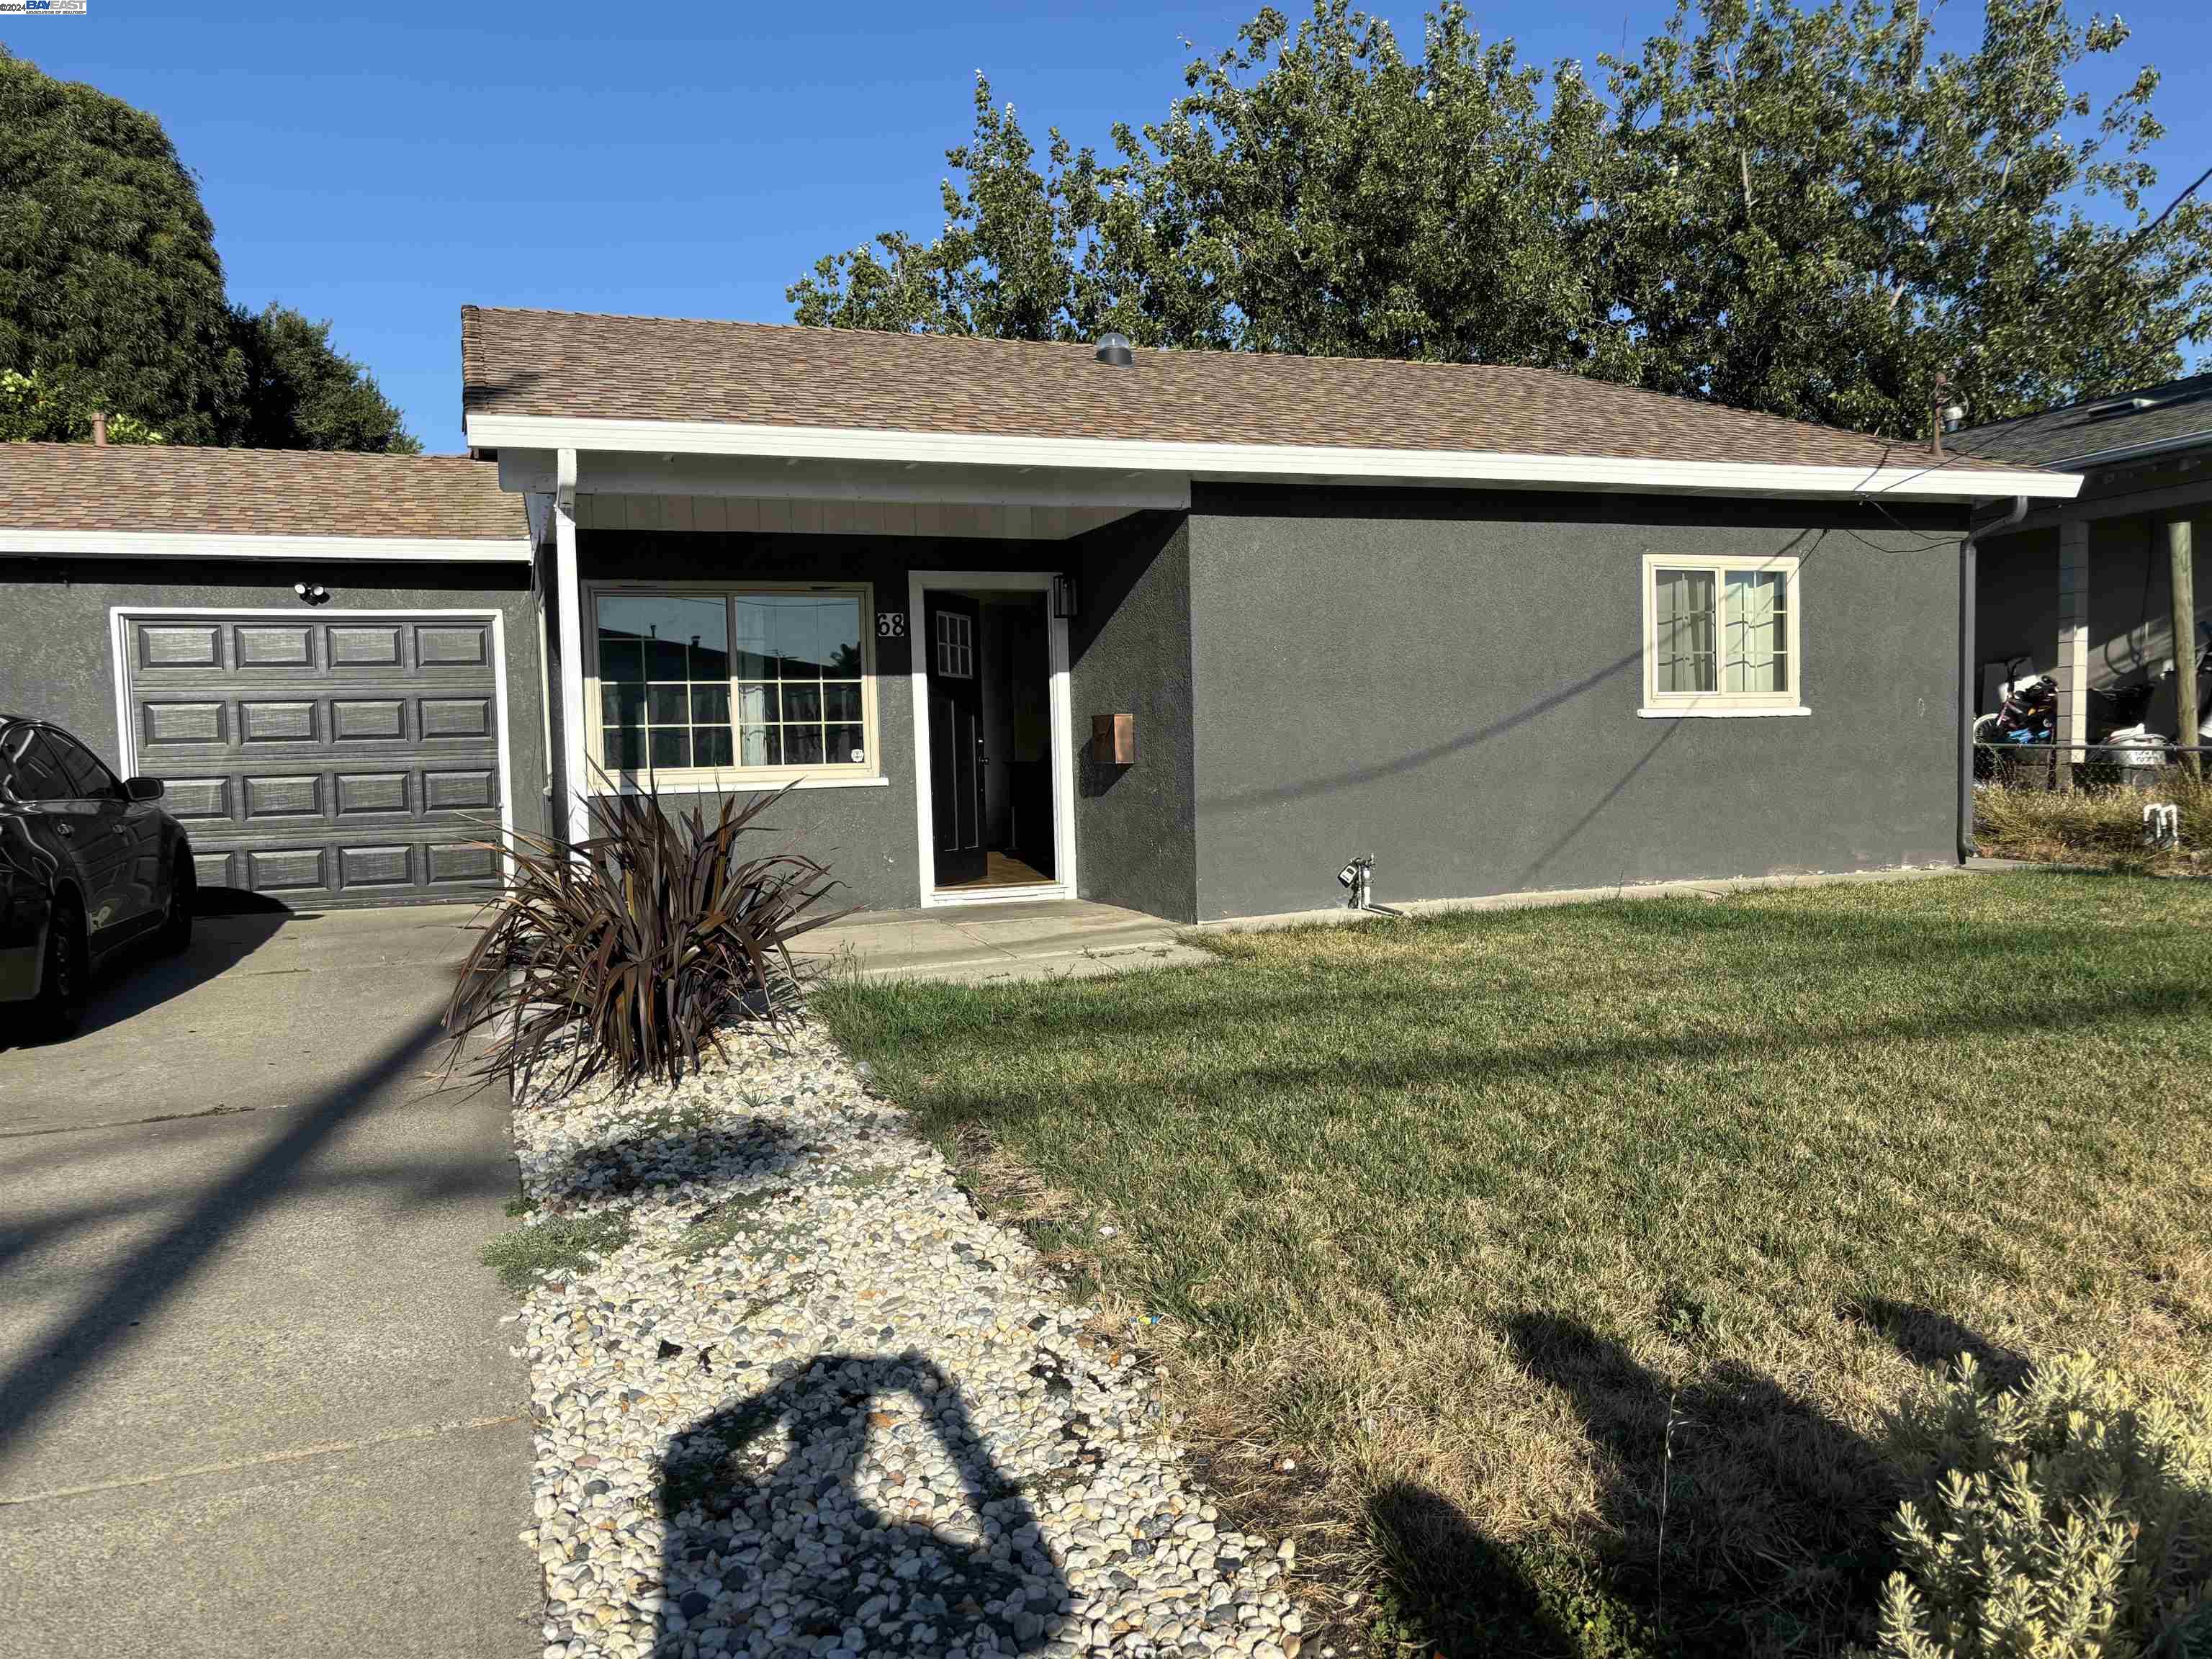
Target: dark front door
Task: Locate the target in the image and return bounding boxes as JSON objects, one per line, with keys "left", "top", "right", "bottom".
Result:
{"left": 926, "top": 593, "right": 985, "bottom": 888}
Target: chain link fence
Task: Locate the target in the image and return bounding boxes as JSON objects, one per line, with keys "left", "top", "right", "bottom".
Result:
{"left": 1973, "top": 741, "right": 2210, "bottom": 793}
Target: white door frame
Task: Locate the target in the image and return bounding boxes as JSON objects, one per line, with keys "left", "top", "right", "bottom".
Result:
{"left": 107, "top": 604, "right": 518, "bottom": 861}
{"left": 906, "top": 570, "right": 1076, "bottom": 908}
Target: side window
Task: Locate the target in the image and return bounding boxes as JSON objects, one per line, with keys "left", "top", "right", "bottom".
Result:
{"left": 42, "top": 731, "right": 123, "bottom": 801}
{"left": 1, "top": 728, "right": 73, "bottom": 803}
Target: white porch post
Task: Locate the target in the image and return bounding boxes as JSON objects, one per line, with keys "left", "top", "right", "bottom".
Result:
{"left": 2054, "top": 519, "right": 2090, "bottom": 789}
{"left": 554, "top": 448, "right": 592, "bottom": 851}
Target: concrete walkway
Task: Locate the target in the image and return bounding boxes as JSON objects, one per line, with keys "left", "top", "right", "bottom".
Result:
{"left": 796, "top": 865, "right": 2005, "bottom": 983}
{"left": 0, "top": 906, "right": 535, "bottom": 1659}
{"left": 796, "top": 899, "right": 1210, "bottom": 984}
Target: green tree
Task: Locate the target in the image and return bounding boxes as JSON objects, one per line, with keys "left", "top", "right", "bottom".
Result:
{"left": 0, "top": 45, "right": 238, "bottom": 443}
{"left": 0, "top": 367, "right": 165, "bottom": 443}
{"left": 1596, "top": 0, "right": 2211, "bottom": 437}
{"left": 230, "top": 304, "right": 421, "bottom": 454}
{"left": 0, "top": 48, "right": 417, "bottom": 451}
{"left": 791, "top": 0, "right": 2211, "bottom": 433}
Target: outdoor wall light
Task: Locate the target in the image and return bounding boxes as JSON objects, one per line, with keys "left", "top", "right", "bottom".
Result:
{"left": 293, "top": 582, "right": 331, "bottom": 606}
{"left": 1052, "top": 574, "right": 1079, "bottom": 618}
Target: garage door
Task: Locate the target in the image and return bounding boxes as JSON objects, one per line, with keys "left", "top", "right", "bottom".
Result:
{"left": 120, "top": 611, "right": 509, "bottom": 906}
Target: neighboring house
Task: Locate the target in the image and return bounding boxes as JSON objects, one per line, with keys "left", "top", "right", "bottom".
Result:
{"left": 0, "top": 310, "right": 2077, "bottom": 921}
{"left": 1951, "top": 375, "right": 2212, "bottom": 752}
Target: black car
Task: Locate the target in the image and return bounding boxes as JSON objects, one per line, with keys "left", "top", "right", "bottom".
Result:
{"left": 0, "top": 717, "right": 194, "bottom": 1036}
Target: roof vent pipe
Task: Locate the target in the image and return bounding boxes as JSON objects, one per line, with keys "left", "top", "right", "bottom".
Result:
{"left": 1094, "top": 332, "right": 1133, "bottom": 368}
{"left": 89, "top": 411, "right": 108, "bottom": 446}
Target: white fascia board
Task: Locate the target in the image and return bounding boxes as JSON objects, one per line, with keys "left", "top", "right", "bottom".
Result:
{"left": 464, "top": 412, "right": 2082, "bottom": 502}
{"left": 0, "top": 529, "right": 534, "bottom": 562}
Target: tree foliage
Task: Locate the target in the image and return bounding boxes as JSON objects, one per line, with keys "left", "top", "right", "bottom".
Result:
{"left": 0, "top": 368, "right": 165, "bottom": 444}
{"left": 0, "top": 47, "right": 417, "bottom": 451}
{"left": 231, "top": 305, "right": 421, "bottom": 454}
{"left": 789, "top": 0, "right": 2211, "bottom": 438}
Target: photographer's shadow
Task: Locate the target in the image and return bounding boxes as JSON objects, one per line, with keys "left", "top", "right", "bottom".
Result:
{"left": 655, "top": 1352, "right": 1069, "bottom": 1657}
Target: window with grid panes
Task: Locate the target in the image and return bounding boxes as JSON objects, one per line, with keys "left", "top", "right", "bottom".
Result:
{"left": 591, "top": 589, "right": 872, "bottom": 781}
{"left": 1642, "top": 556, "right": 1802, "bottom": 712}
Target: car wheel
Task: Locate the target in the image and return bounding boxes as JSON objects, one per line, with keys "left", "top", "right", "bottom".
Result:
{"left": 158, "top": 852, "right": 195, "bottom": 956}
{"left": 34, "top": 890, "right": 89, "bottom": 1040}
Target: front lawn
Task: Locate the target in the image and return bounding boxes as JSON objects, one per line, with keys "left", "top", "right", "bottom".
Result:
{"left": 811, "top": 872, "right": 2212, "bottom": 1658}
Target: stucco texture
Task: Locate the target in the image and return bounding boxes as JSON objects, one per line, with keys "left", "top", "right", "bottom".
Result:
{"left": 1185, "top": 487, "right": 1969, "bottom": 921}
{"left": 1067, "top": 513, "right": 1197, "bottom": 922}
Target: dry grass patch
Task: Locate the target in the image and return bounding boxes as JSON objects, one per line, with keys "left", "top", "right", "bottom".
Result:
{"left": 1976, "top": 766, "right": 2212, "bottom": 873}
{"left": 811, "top": 872, "right": 2212, "bottom": 1658}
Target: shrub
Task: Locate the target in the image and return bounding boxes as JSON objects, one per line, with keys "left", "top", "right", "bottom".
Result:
{"left": 481, "top": 1210, "right": 634, "bottom": 1293}
{"left": 446, "top": 784, "right": 848, "bottom": 1093}
{"left": 1871, "top": 1353, "right": 2212, "bottom": 1658}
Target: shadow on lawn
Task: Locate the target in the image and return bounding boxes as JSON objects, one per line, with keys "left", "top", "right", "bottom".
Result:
{"left": 1365, "top": 1316, "right": 1910, "bottom": 1659}
{"left": 1845, "top": 1297, "right": 2032, "bottom": 1391}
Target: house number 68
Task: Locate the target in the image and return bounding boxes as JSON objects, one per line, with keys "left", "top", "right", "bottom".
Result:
{"left": 876, "top": 611, "right": 907, "bottom": 638}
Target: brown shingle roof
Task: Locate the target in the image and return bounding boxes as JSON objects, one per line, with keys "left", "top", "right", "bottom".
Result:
{"left": 462, "top": 305, "right": 2021, "bottom": 475}
{"left": 0, "top": 444, "right": 523, "bottom": 541}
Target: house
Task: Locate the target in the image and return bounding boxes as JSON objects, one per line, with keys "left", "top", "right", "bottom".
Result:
{"left": 1950, "top": 376, "right": 2211, "bottom": 758}
{"left": 0, "top": 310, "right": 2077, "bottom": 920}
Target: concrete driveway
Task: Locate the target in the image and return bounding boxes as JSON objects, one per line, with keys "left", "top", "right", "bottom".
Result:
{"left": 0, "top": 905, "right": 536, "bottom": 1659}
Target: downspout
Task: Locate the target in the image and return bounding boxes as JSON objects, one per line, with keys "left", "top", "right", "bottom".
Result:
{"left": 1959, "top": 495, "right": 2030, "bottom": 861}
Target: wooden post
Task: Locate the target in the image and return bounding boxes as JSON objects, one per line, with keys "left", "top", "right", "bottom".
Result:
{"left": 2172, "top": 516, "right": 2199, "bottom": 778}
{"left": 2055, "top": 521, "right": 2090, "bottom": 791}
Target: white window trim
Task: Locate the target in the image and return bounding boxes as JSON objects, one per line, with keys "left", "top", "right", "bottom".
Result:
{"left": 582, "top": 578, "right": 881, "bottom": 793}
{"left": 1639, "top": 552, "right": 1807, "bottom": 719}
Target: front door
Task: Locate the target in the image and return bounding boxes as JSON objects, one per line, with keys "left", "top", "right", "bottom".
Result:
{"left": 926, "top": 594, "right": 985, "bottom": 887}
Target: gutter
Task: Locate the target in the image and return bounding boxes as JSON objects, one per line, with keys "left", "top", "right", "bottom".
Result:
{"left": 1959, "top": 495, "right": 2030, "bottom": 862}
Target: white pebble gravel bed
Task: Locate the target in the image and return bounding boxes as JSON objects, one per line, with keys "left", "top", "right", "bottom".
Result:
{"left": 505, "top": 1022, "right": 1305, "bottom": 1659}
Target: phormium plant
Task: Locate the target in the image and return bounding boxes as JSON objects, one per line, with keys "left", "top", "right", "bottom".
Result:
{"left": 446, "top": 783, "right": 848, "bottom": 1094}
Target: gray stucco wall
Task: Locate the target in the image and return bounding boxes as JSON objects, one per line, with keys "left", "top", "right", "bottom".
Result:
{"left": 578, "top": 525, "right": 1194, "bottom": 916}
{"left": 1185, "top": 486, "right": 1969, "bottom": 921}
{"left": 0, "top": 557, "right": 549, "bottom": 840}
{"left": 1066, "top": 513, "right": 1198, "bottom": 922}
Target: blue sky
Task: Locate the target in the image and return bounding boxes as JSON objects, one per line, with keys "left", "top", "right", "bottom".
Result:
{"left": 6, "top": 0, "right": 2208, "bottom": 454}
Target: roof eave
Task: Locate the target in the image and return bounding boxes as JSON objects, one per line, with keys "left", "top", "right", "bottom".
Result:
{"left": 0, "top": 530, "right": 534, "bottom": 562}
{"left": 2037, "top": 427, "right": 2212, "bottom": 473}
{"left": 464, "top": 413, "right": 2080, "bottom": 504}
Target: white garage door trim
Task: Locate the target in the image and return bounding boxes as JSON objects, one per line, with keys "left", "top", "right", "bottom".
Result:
{"left": 107, "top": 606, "right": 516, "bottom": 893}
